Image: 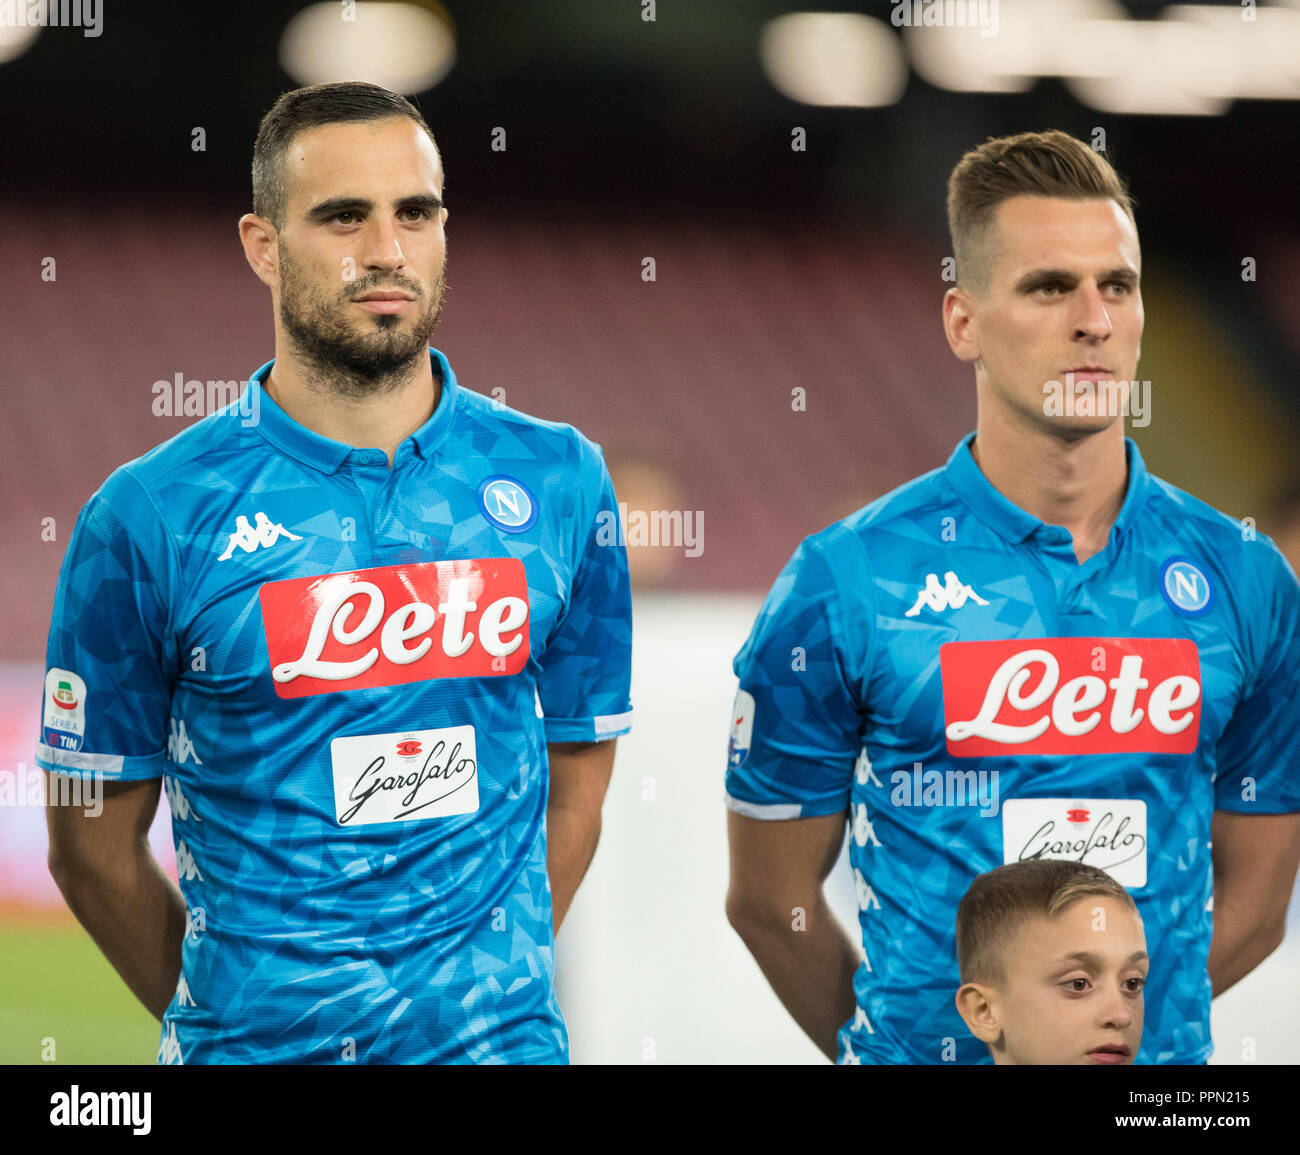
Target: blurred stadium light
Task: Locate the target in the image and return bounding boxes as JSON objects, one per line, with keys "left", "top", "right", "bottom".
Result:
{"left": 759, "top": 13, "right": 909, "bottom": 107}
{"left": 764, "top": 0, "right": 1300, "bottom": 114}
{"left": 0, "top": 9, "right": 41, "bottom": 63}
{"left": 279, "top": 0, "right": 456, "bottom": 92}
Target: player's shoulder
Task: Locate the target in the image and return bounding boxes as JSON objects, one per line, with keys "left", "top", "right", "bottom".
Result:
{"left": 800, "top": 462, "right": 950, "bottom": 563}
{"left": 85, "top": 404, "right": 253, "bottom": 521}
{"left": 452, "top": 382, "right": 605, "bottom": 470}
{"left": 761, "top": 465, "right": 952, "bottom": 614}
{"left": 1143, "top": 470, "right": 1293, "bottom": 583}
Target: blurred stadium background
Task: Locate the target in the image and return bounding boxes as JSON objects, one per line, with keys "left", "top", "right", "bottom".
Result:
{"left": 2, "top": 0, "right": 1298, "bottom": 1063}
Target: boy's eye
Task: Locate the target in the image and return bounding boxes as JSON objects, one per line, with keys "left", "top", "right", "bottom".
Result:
{"left": 1123, "top": 977, "right": 1146, "bottom": 994}
{"left": 1061, "top": 977, "right": 1090, "bottom": 993}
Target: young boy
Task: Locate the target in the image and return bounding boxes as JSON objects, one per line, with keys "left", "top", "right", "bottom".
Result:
{"left": 955, "top": 860, "right": 1148, "bottom": 1065}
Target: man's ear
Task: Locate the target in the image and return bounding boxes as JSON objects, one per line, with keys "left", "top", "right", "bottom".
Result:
{"left": 238, "top": 213, "right": 279, "bottom": 290}
{"left": 943, "top": 287, "right": 981, "bottom": 365}
{"left": 955, "top": 981, "right": 1003, "bottom": 1047}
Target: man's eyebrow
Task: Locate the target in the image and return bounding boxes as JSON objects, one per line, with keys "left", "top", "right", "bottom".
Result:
{"left": 1014, "top": 267, "right": 1139, "bottom": 292}
{"left": 305, "top": 193, "right": 444, "bottom": 221}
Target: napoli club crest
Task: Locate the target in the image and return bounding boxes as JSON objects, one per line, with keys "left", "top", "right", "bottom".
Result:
{"left": 478, "top": 476, "right": 537, "bottom": 533}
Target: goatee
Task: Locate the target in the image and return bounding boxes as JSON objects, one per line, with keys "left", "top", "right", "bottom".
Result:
{"left": 278, "top": 245, "right": 447, "bottom": 400}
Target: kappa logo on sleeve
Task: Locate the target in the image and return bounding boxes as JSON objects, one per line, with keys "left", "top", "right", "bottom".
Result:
{"left": 43, "top": 668, "right": 87, "bottom": 752}
{"left": 260, "top": 558, "right": 531, "bottom": 698}
{"left": 941, "top": 637, "right": 1201, "bottom": 756}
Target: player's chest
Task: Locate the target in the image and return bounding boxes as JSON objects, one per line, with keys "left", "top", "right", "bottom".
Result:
{"left": 174, "top": 485, "right": 571, "bottom": 694}
{"left": 868, "top": 558, "right": 1242, "bottom": 757}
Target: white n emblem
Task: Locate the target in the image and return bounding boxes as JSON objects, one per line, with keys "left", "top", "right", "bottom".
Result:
{"left": 488, "top": 486, "right": 522, "bottom": 519}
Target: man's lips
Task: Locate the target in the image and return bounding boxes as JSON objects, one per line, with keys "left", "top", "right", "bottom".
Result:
{"left": 1064, "top": 366, "right": 1116, "bottom": 381}
{"left": 352, "top": 291, "right": 416, "bottom": 314}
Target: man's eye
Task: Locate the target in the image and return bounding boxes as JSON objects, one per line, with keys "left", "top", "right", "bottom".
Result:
{"left": 1124, "top": 977, "right": 1146, "bottom": 993}
{"left": 1061, "top": 977, "right": 1090, "bottom": 993}
{"left": 401, "top": 207, "right": 432, "bottom": 221}
{"left": 1037, "top": 283, "right": 1063, "bottom": 296}
{"left": 1106, "top": 281, "right": 1131, "bottom": 295}
{"left": 331, "top": 211, "right": 358, "bottom": 225}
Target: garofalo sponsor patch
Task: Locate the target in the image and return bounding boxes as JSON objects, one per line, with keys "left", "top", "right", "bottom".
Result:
{"left": 330, "top": 725, "right": 479, "bottom": 826}
{"left": 940, "top": 637, "right": 1201, "bottom": 756}
{"left": 259, "top": 559, "right": 530, "bottom": 698}
{"left": 1002, "top": 798, "right": 1149, "bottom": 888}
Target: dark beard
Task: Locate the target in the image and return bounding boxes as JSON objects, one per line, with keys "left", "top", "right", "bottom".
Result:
{"left": 278, "top": 243, "right": 447, "bottom": 400}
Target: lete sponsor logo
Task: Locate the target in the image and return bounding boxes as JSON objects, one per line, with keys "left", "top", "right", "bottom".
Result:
{"left": 259, "top": 559, "right": 530, "bottom": 699}
{"left": 941, "top": 638, "right": 1201, "bottom": 756}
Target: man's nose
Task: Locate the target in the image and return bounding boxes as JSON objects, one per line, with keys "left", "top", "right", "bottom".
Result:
{"left": 1074, "top": 283, "right": 1113, "bottom": 340}
{"left": 362, "top": 219, "right": 406, "bottom": 270}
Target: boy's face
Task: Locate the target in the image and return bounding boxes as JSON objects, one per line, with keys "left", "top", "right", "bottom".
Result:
{"left": 959, "top": 895, "right": 1148, "bottom": 1065}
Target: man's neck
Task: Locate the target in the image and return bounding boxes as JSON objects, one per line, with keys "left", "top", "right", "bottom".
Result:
{"left": 971, "top": 406, "right": 1128, "bottom": 565}
{"left": 263, "top": 344, "right": 439, "bottom": 466}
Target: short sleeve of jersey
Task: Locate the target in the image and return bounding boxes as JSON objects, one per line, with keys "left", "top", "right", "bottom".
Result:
{"left": 536, "top": 438, "right": 633, "bottom": 743}
{"left": 726, "top": 526, "right": 872, "bottom": 819}
{"left": 35, "top": 467, "right": 179, "bottom": 781}
{"left": 1214, "top": 538, "right": 1300, "bottom": 813}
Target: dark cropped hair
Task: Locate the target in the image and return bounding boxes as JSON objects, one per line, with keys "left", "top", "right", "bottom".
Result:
{"left": 252, "top": 81, "right": 438, "bottom": 228}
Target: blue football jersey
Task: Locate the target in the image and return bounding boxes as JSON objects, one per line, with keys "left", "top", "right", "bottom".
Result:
{"left": 727, "top": 432, "right": 1300, "bottom": 1065}
{"left": 37, "top": 346, "right": 634, "bottom": 1064}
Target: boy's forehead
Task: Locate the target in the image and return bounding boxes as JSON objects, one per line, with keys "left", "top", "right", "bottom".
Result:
{"left": 1005, "top": 897, "right": 1146, "bottom": 966}
{"left": 988, "top": 196, "right": 1140, "bottom": 280}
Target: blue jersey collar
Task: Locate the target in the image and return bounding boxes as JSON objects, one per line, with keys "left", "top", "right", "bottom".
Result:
{"left": 945, "top": 430, "right": 1150, "bottom": 545}
{"left": 247, "top": 346, "right": 460, "bottom": 473}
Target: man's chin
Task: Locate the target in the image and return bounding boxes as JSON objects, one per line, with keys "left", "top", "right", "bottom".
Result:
{"left": 1039, "top": 413, "right": 1124, "bottom": 441}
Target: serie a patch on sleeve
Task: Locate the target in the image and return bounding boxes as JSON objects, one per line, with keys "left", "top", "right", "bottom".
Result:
{"left": 43, "top": 667, "right": 87, "bottom": 753}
